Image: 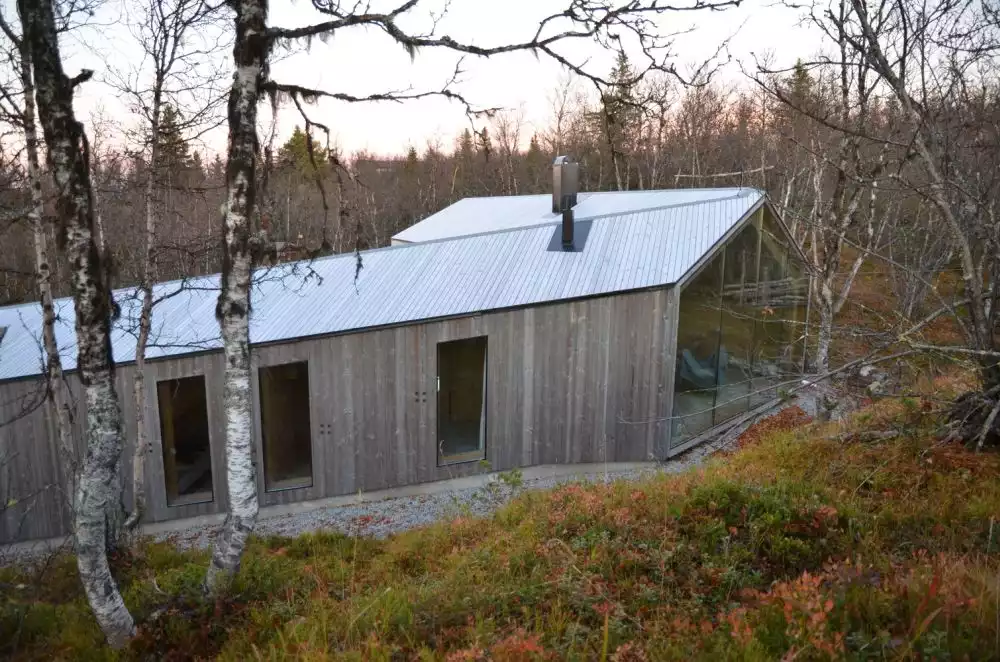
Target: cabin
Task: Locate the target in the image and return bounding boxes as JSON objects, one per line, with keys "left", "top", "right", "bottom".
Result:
{"left": 0, "top": 157, "right": 810, "bottom": 544}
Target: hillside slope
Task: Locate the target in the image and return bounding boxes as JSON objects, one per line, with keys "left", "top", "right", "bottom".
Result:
{"left": 3, "top": 381, "right": 1000, "bottom": 660}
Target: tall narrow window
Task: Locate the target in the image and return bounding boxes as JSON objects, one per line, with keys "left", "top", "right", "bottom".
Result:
{"left": 715, "top": 222, "right": 760, "bottom": 425}
{"left": 157, "top": 375, "right": 213, "bottom": 505}
{"left": 437, "top": 336, "right": 487, "bottom": 465}
{"left": 672, "top": 252, "right": 724, "bottom": 443}
{"left": 259, "top": 361, "right": 313, "bottom": 491}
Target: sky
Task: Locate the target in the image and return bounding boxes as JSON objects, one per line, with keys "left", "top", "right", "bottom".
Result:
{"left": 60, "top": 0, "right": 825, "bottom": 158}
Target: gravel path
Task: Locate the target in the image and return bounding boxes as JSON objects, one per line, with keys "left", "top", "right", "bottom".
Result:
{"left": 159, "top": 428, "right": 741, "bottom": 551}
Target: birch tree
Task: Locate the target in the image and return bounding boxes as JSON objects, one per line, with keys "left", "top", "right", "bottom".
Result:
{"left": 203, "top": 0, "right": 266, "bottom": 591}
{"left": 0, "top": 11, "right": 76, "bottom": 509}
{"left": 787, "top": 0, "right": 1000, "bottom": 444}
{"left": 205, "top": 0, "right": 741, "bottom": 590}
{"left": 843, "top": 0, "right": 1000, "bottom": 445}
{"left": 107, "top": 0, "right": 226, "bottom": 530}
{"left": 756, "top": 0, "right": 895, "bottom": 375}
{"left": 17, "top": 0, "right": 136, "bottom": 647}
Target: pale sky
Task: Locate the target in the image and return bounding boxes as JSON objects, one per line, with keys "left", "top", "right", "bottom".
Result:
{"left": 60, "top": 0, "right": 824, "bottom": 158}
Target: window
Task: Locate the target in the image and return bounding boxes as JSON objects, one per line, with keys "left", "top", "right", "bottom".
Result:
{"left": 259, "top": 361, "right": 313, "bottom": 491}
{"left": 157, "top": 375, "right": 213, "bottom": 505}
{"left": 672, "top": 208, "right": 809, "bottom": 446}
{"left": 752, "top": 212, "right": 809, "bottom": 407}
{"left": 437, "top": 336, "right": 487, "bottom": 465}
{"left": 716, "top": 222, "right": 760, "bottom": 424}
{"left": 672, "top": 252, "right": 724, "bottom": 443}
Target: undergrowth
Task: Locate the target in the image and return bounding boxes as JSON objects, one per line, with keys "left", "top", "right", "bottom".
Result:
{"left": 3, "top": 376, "right": 1000, "bottom": 660}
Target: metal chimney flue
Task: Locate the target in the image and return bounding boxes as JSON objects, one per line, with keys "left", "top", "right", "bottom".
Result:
{"left": 561, "top": 207, "right": 574, "bottom": 251}
{"left": 552, "top": 155, "right": 579, "bottom": 214}
{"left": 553, "top": 155, "right": 578, "bottom": 251}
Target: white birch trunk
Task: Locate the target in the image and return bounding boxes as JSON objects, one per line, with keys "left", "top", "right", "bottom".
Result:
{"left": 19, "top": 35, "right": 76, "bottom": 508}
{"left": 813, "top": 291, "right": 834, "bottom": 375}
{"left": 126, "top": 90, "right": 161, "bottom": 531}
{"left": 19, "top": 0, "right": 135, "bottom": 646}
{"left": 204, "top": 0, "right": 264, "bottom": 591}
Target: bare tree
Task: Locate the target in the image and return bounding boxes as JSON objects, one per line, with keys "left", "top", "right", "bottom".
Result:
{"left": 0, "top": 10, "right": 76, "bottom": 510}
{"left": 17, "top": 0, "right": 135, "bottom": 647}
{"left": 834, "top": 0, "right": 1000, "bottom": 443}
{"left": 203, "top": 0, "right": 266, "bottom": 592}
{"left": 492, "top": 108, "right": 524, "bottom": 195}
{"left": 106, "top": 0, "right": 227, "bottom": 530}
{"left": 754, "top": 1, "right": 897, "bottom": 376}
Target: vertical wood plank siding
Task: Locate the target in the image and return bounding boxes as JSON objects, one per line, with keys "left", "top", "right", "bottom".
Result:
{"left": 0, "top": 287, "right": 677, "bottom": 543}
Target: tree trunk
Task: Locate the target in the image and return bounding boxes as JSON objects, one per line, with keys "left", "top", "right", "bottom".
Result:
{"left": 20, "top": 33, "right": 76, "bottom": 509}
{"left": 19, "top": 0, "right": 135, "bottom": 647}
{"left": 126, "top": 89, "right": 162, "bottom": 531}
{"left": 812, "top": 294, "right": 834, "bottom": 375}
{"left": 204, "top": 0, "right": 265, "bottom": 592}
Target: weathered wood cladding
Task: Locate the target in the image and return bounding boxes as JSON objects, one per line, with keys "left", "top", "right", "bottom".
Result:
{"left": 0, "top": 287, "right": 677, "bottom": 543}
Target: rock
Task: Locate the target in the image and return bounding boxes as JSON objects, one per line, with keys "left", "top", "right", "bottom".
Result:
{"left": 851, "top": 363, "right": 891, "bottom": 396}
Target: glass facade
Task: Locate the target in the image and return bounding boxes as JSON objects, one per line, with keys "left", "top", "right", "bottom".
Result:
{"left": 672, "top": 208, "right": 808, "bottom": 445}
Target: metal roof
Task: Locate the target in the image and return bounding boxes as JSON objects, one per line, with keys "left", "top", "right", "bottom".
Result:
{"left": 0, "top": 188, "right": 764, "bottom": 382}
{"left": 391, "top": 188, "right": 752, "bottom": 243}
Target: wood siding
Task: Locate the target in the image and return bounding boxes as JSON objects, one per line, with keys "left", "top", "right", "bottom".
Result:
{"left": 0, "top": 287, "right": 677, "bottom": 544}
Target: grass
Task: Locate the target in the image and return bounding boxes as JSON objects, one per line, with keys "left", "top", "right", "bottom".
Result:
{"left": 4, "top": 378, "right": 1000, "bottom": 660}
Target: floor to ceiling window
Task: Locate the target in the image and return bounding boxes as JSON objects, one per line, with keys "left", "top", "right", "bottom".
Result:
{"left": 672, "top": 251, "right": 724, "bottom": 442}
{"left": 752, "top": 211, "right": 810, "bottom": 408}
{"left": 715, "top": 220, "right": 761, "bottom": 425}
{"left": 259, "top": 361, "right": 314, "bottom": 491}
{"left": 157, "top": 375, "right": 214, "bottom": 506}
{"left": 672, "top": 208, "right": 808, "bottom": 446}
{"left": 437, "top": 336, "right": 488, "bottom": 465}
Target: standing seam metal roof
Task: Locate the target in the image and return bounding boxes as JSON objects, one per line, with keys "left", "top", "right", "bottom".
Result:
{"left": 0, "top": 188, "right": 764, "bottom": 382}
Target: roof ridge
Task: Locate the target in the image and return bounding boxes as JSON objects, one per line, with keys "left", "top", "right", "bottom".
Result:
{"left": 450, "top": 187, "right": 753, "bottom": 203}
{"left": 386, "top": 189, "right": 763, "bottom": 250}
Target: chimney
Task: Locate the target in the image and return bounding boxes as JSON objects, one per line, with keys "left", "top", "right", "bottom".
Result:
{"left": 552, "top": 155, "right": 579, "bottom": 214}
{"left": 561, "top": 207, "right": 574, "bottom": 251}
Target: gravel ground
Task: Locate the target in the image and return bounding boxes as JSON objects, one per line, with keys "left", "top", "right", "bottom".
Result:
{"left": 159, "top": 424, "right": 745, "bottom": 551}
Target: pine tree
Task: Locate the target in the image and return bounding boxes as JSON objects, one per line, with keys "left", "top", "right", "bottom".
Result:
{"left": 477, "top": 127, "right": 492, "bottom": 161}
{"left": 525, "top": 133, "right": 547, "bottom": 192}
{"left": 597, "top": 52, "right": 640, "bottom": 190}
{"left": 156, "top": 104, "right": 191, "bottom": 179}
{"left": 279, "top": 125, "right": 327, "bottom": 173}
{"left": 404, "top": 145, "right": 419, "bottom": 175}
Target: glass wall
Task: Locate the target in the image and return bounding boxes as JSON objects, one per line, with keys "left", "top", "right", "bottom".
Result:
{"left": 672, "top": 252, "right": 724, "bottom": 441}
{"left": 752, "top": 212, "right": 809, "bottom": 408}
{"left": 672, "top": 208, "right": 808, "bottom": 445}
{"left": 715, "top": 221, "right": 760, "bottom": 424}
{"left": 157, "top": 375, "right": 214, "bottom": 505}
{"left": 259, "top": 361, "right": 313, "bottom": 491}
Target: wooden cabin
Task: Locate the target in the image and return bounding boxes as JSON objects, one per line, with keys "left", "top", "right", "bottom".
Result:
{"left": 0, "top": 159, "right": 810, "bottom": 544}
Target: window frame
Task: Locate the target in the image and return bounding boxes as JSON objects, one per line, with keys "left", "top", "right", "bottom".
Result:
{"left": 435, "top": 335, "right": 489, "bottom": 467}
{"left": 257, "top": 359, "right": 316, "bottom": 493}
{"left": 155, "top": 373, "right": 216, "bottom": 508}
